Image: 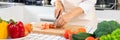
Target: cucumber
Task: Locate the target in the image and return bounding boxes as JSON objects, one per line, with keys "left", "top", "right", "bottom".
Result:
{"left": 72, "top": 32, "right": 92, "bottom": 40}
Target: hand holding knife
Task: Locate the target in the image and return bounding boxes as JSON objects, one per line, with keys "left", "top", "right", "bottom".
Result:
{"left": 54, "top": 11, "right": 61, "bottom": 28}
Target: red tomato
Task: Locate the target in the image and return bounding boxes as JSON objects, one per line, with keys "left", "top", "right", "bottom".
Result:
{"left": 41, "top": 25, "right": 46, "bottom": 30}
{"left": 63, "top": 29, "right": 73, "bottom": 39}
{"left": 49, "top": 24, "right": 54, "bottom": 28}
{"left": 45, "top": 23, "right": 49, "bottom": 29}
{"left": 85, "top": 36, "right": 95, "bottom": 40}
{"left": 41, "top": 23, "right": 55, "bottom": 29}
{"left": 41, "top": 23, "right": 47, "bottom": 30}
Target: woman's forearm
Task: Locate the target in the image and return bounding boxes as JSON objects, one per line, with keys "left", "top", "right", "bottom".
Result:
{"left": 68, "top": 7, "right": 84, "bottom": 18}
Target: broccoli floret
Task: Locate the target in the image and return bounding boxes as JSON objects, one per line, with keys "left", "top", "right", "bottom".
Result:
{"left": 94, "top": 20, "right": 120, "bottom": 38}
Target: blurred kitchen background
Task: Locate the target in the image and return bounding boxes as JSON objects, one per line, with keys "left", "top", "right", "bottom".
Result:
{"left": 0, "top": 0, "right": 119, "bottom": 10}
{"left": 0, "top": 0, "right": 120, "bottom": 23}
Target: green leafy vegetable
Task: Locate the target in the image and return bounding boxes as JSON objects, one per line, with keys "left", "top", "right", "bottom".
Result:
{"left": 94, "top": 20, "right": 120, "bottom": 38}
{"left": 100, "top": 29, "right": 120, "bottom": 40}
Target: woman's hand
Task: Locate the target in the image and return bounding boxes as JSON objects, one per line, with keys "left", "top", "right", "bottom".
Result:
{"left": 55, "top": 13, "right": 73, "bottom": 28}
{"left": 55, "top": 7, "right": 84, "bottom": 27}
{"left": 54, "top": 1, "right": 64, "bottom": 18}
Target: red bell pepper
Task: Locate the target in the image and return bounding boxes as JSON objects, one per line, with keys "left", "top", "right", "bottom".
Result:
{"left": 16, "top": 21, "right": 25, "bottom": 37}
{"left": 8, "top": 19, "right": 25, "bottom": 38}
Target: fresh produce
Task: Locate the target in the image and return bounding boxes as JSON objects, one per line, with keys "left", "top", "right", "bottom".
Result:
{"left": 72, "top": 32, "right": 92, "bottom": 40}
{"left": 85, "top": 36, "right": 95, "bottom": 40}
{"left": 24, "top": 23, "right": 32, "bottom": 36}
{"left": 49, "top": 23, "right": 55, "bottom": 28}
{"left": 74, "top": 27, "right": 86, "bottom": 34}
{"left": 8, "top": 19, "right": 25, "bottom": 38}
{"left": 100, "top": 29, "right": 120, "bottom": 40}
{"left": 41, "top": 23, "right": 49, "bottom": 29}
{"left": 94, "top": 20, "right": 120, "bottom": 38}
{"left": 63, "top": 29, "right": 73, "bottom": 39}
{"left": 17, "top": 21, "right": 25, "bottom": 37}
{"left": 63, "top": 27, "right": 87, "bottom": 40}
{"left": 111, "top": 28, "right": 120, "bottom": 36}
{"left": 0, "top": 18, "right": 8, "bottom": 39}
{"left": 40, "top": 23, "right": 55, "bottom": 30}
{"left": 63, "top": 27, "right": 86, "bottom": 39}
{"left": 24, "top": 24, "right": 32, "bottom": 32}
{"left": 24, "top": 27, "right": 29, "bottom": 36}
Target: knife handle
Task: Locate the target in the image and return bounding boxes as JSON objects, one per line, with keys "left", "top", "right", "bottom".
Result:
{"left": 56, "top": 11, "right": 61, "bottom": 19}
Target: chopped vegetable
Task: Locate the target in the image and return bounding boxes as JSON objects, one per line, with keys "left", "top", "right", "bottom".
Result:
{"left": 40, "top": 23, "right": 55, "bottom": 30}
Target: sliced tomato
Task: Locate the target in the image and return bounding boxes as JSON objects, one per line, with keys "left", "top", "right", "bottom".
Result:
{"left": 41, "top": 26, "right": 46, "bottom": 30}
{"left": 40, "top": 23, "right": 55, "bottom": 29}
{"left": 49, "top": 24, "right": 55, "bottom": 28}
{"left": 45, "top": 23, "right": 49, "bottom": 29}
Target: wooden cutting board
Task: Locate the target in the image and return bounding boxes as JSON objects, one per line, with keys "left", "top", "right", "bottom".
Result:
{"left": 32, "top": 22, "right": 84, "bottom": 36}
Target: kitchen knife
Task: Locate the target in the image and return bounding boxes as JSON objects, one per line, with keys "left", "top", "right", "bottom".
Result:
{"left": 40, "top": 18, "right": 55, "bottom": 22}
{"left": 54, "top": 11, "right": 61, "bottom": 28}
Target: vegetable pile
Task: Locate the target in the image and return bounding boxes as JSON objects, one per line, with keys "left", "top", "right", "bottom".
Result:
{"left": 0, "top": 17, "right": 32, "bottom": 39}
{"left": 63, "top": 27, "right": 96, "bottom": 40}
{"left": 63, "top": 20, "right": 120, "bottom": 40}
{"left": 94, "top": 21, "right": 120, "bottom": 38}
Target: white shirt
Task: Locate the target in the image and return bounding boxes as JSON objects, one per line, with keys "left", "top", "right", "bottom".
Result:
{"left": 51, "top": 0, "right": 98, "bottom": 33}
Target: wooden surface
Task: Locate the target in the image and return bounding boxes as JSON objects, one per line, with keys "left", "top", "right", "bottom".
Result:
{"left": 32, "top": 22, "right": 84, "bottom": 36}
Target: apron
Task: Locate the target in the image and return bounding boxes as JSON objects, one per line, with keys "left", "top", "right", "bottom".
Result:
{"left": 61, "top": 0, "right": 98, "bottom": 33}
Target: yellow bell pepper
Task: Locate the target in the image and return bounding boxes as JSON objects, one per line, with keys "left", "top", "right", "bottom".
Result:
{"left": 0, "top": 18, "right": 8, "bottom": 39}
